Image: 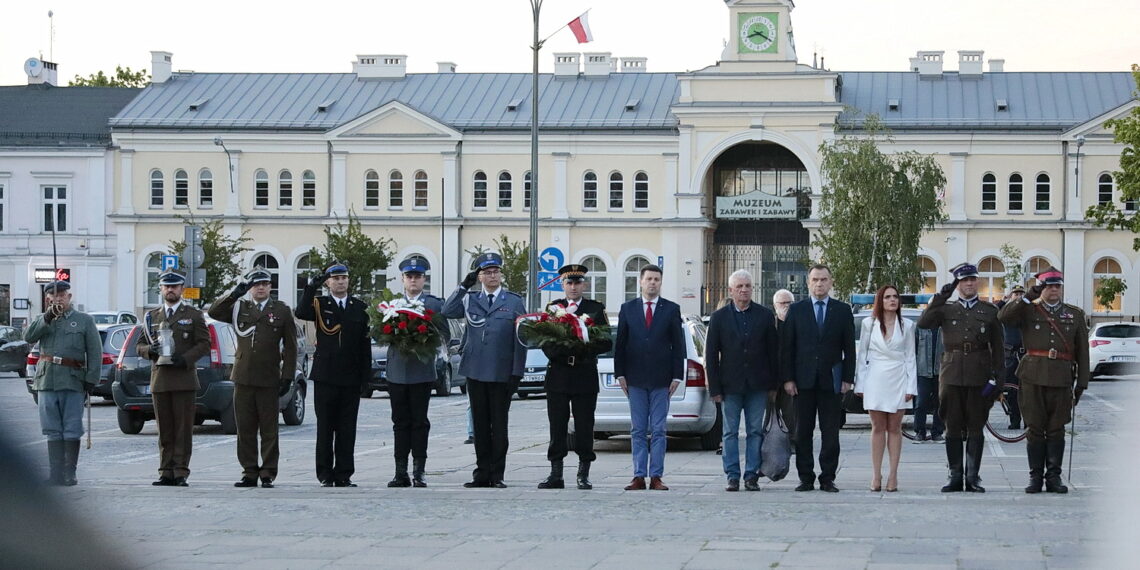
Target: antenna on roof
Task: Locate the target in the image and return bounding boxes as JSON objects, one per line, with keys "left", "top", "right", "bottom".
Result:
{"left": 48, "top": 10, "right": 54, "bottom": 62}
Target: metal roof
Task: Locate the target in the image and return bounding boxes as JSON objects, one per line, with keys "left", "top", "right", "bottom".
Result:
{"left": 0, "top": 84, "right": 143, "bottom": 146}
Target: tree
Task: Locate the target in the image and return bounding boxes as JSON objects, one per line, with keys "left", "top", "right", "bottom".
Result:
{"left": 465, "top": 234, "right": 530, "bottom": 294}
{"left": 814, "top": 114, "right": 948, "bottom": 298}
{"left": 1000, "top": 243, "right": 1025, "bottom": 291}
{"left": 69, "top": 66, "right": 149, "bottom": 87}
{"left": 307, "top": 212, "right": 396, "bottom": 297}
{"left": 168, "top": 218, "right": 252, "bottom": 305}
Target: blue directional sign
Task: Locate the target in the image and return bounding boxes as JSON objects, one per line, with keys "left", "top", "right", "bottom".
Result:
{"left": 538, "top": 247, "right": 565, "bottom": 292}
{"left": 657, "top": 255, "right": 665, "bottom": 269}
{"left": 161, "top": 255, "right": 179, "bottom": 271}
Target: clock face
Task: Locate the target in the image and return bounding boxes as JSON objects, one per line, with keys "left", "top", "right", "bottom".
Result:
{"left": 738, "top": 12, "right": 778, "bottom": 54}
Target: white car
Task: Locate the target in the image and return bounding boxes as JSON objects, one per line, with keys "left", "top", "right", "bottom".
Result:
{"left": 89, "top": 311, "right": 139, "bottom": 331}
{"left": 1088, "top": 322, "right": 1140, "bottom": 378}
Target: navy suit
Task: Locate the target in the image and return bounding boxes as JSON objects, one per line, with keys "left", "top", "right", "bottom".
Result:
{"left": 779, "top": 296, "right": 855, "bottom": 487}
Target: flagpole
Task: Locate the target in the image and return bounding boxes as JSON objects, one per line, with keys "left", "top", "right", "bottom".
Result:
{"left": 527, "top": 0, "right": 543, "bottom": 312}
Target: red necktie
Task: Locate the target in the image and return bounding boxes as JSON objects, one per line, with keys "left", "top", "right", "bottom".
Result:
{"left": 645, "top": 301, "right": 654, "bottom": 328}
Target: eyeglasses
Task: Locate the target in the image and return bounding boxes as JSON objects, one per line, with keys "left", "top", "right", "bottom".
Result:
{"left": 481, "top": 268, "right": 502, "bottom": 275}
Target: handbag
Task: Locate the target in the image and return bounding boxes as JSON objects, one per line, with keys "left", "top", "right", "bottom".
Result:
{"left": 759, "top": 401, "right": 792, "bottom": 482}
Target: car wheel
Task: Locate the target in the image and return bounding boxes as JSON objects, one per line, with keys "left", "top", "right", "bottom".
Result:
{"left": 117, "top": 408, "right": 144, "bottom": 434}
{"left": 699, "top": 408, "right": 723, "bottom": 451}
{"left": 283, "top": 382, "right": 306, "bottom": 426}
{"left": 435, "top": 368, "right": 452, "bottom": 397}
{"left": 17, "top": 367, "right": 26, "bottom": 378}
{"left": 517, "top": 391, "right": 529, "bottom": 400}
{"left": 218, "top": 400, "right": 238, "bottom": 435}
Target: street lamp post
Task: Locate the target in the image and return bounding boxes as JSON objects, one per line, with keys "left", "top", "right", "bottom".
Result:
{"left": 527, "top": 0, "right": 543, "bottom": 312}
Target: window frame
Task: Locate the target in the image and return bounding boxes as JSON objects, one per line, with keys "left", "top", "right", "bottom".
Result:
{"left": 582, "top": 171, "right": 598, "bottom": 211}
{"left": 497, "top": 171, "right": 513, "bottom": 210}
{"left": 174, "top": 169, "right": 189, "bottom": 208}
{"left": 1034, "top": 173, "right": 1051, "bottom": 213}
{"left": 302, "top": 170, "right": 316, "bottom": 209}
{"left": 473, "top": 171, "right": 488, "bottom": 210}
{"left": 608, "top": 172, "right": 624, "bottom": 211}
{"left": 1092, "top": 257, "right": 1124, "bottom": 312}
{"left": 42, "top": 184, "right": 68, "bottom": 233}
{"left": 278, "top": 170, "right": 293, "bottom": 209}
{"left": 389, "top": 170, "right": 404, "bottom": 210}
{"left": 1008, "top": 173, "right": 1024, "bottom": 213}
{"left": 149, "top": 169, "right": 164, "bottom": 208}
{"left": 981, "top": 172, "right": 996, "bottom": 213}
{"left": 254, "top": 169, "right": 269, "bottom": 209}
{"left": 198, "top": 168, "right": 213, "bottom": 209}
{"left": 623, "top": 256, "right": 651, "bottom": 302}
{"left": 364, "top": 170, "right": 380, "bottom": 209}
{"left": 414, "top": 170, "right": 429, "bottom": 210}
{"left": 634, "top": 171, "right": 650, "bottom": 211}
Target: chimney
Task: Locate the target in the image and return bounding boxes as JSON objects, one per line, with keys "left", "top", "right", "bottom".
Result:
{"left": 353, "top": 54, "right": 406, "bottom": 79}
{"left": 437, "top": 61, "right": 457, "bottom": 73}
{"left": 958, "top": 50, "right": 984, "bottom": 77}
{"left": 619, "top": 57, "right": 647, "bottom": 73}
{"left": 988, "top": 59, "right": 1005, "bottom": 73}
{"left": 915, "top": 51, "right": 944, "bottom": 77}
{"left": 553, "top": 53, "right": 580, "bottom": 77}
{"left": 909, "top": 56, "right": 920, "bottom": 73}
{"left": 582, "top": 52, "right": 612, "bottom": 77}
{"left": 151, "top": 51, "right": 172, "bottom": 83}
{"left": 26, "top": 58, "right": 59, "bottom": 86}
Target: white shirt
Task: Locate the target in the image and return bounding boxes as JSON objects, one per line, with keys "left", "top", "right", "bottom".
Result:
{"left": 163, "top": 301, "right": 182, "bottom": 317}
{"left": 331, "top": 294, "right": 349, "bottom": 309}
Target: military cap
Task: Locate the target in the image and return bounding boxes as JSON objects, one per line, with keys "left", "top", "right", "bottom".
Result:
{"left": 399, "top": 255, "right": 430, "bottom": 274}
{"left": 950, "top": 262, "right": 979, "bottom": 279}
{"left": 43, "top": 280, "right": 71, "bottom": 294}
{"left": 245, "top": 268, "right": 272, "bottom": 285}
{"left": 1035, "top": 266, "right": 1064, "bottom": 285}
{"left": 1009, "top": 283, "right": 1026, "bottom": 294}
{"left": 158, "top": 269, "right": 186, "bottom": 286}
{"left": 558, "top": 264, "right": 589, "bottom": 282}
{"left": 324, "top": 262, "right": 349, "bottom": 277}
{"left": 476, "top": 252, "right": 503, "bottom": 270}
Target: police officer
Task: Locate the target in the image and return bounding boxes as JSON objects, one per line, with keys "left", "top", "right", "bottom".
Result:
{"left": 137, "top": 270, "right": 210, "bottom": 487}
{"left": 997, "top": 267, "right": 1089, "bottom": 494}
{"left": 294, "top": 262, "right": 371, "bottom": 487}
{"left": 442, "top": 252, "right": 527, "bottom": 488}
{"left": 998, "top": 284, "right": 1027, "bottom": 430}
{"left": 208, "top": 268, "right": 298, "bottom": 488}
{"left": 385, "top": 255, "right": 448, "bottom": 488}
{"left": 537, "top": 264, "right": 611, "bottom": 490}
{"left": 916, "top": 263, "right": 1004, "bottom": 493}
{"left": 24, "top": 280, "right": 101, "bottom": 486}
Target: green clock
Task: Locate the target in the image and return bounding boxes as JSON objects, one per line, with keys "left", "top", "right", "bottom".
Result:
{"left": 738, "top": 12, "right": 779, "bottom": 54}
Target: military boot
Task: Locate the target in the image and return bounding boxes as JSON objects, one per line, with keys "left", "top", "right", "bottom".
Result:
{"left": 964, "top": 435, "right": 986, "bottom": 493}
{"left": 62, "top": 440, "right": 80, "bottom": 486}
{"left": 1044, "top": 440, "right": 1069, "bottom": 494}
{"left": 387, "top": 458, "right": 412, "bottom": 488}
{"left": 537, "top": 460, "right": 565, "bottom": 489}
{"left": 941, "top": 438, "right": 964, "bottom": 492}
{"left": 45, "top": 440, "right": 64, "bottom": 485}
{"left": 412, "top": 458, "right": 427, "bottom": 488}
{"left": 576, "top": 461, "right": 593, "bottom": 490}
{"left": 1025, "top": 440, "right": 1046, "bottom": 494}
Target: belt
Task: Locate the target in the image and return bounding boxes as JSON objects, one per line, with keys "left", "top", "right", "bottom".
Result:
{"left": 553, "top": 355, "right": 596, "bottom": 368}
{"left": 944, "top": 342, "right": 982, "bottom": 354}
{"left": 1026, "top": 348, "right": 1073, "bottom": 361}
{"left": 40, "top": 353, "right": 84, "bottom": 369}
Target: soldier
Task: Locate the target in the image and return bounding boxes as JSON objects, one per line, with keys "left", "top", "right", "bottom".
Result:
{"left": 537, "top": 264, "right": 611, "bottom": 490}
{"left": 137, "top": 270, "right": 210, "bottom": 487}
{"left": 385, "top": 255, "right": 448, "bottom": 488}
{"left": 997, "top": 284, "right": 1027, "bottom": 430}
{"left": 442, "top": 252, "right": 526, "bottom": 488}
{"left": 294, "top": 262, "right": 371, "bottom": 487}
{"left": 997, "top": 267, "right": 1089, "bottom": 494}
{"left": 208, "top": 268, "right": 298, "bottom": 489}
{"left": 916, "top": 263, "right": 1004, "bottom": 493}
{"left": 23, "top": 280, "right": 101, "bottom": 486}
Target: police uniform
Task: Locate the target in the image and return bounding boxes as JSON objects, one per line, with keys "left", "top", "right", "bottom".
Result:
{"left": 208, "top": 268, "right": 298, "bottom": 488}
{"left": 294, "top": 262, "right": 371, "bottom": 487}
{"left": 537, "top": 264, "right": 612, "bottom": 490}
{"left": 385, "top": 255, "right": 448, "bottom": 488}
{"left": 916, "top": 263, "right": 1004, "bottom": 493}
{"left": 137, "top": 270, "right": 211, "bottom": 486}
{"left": 441, "top": 252, "right": 527, "bottom": 487}
{"left": 23, "top": 280, "right": 101, "bottom": 486}
{"left": 997, "top": 267, "right": 1089, "bottom": 494}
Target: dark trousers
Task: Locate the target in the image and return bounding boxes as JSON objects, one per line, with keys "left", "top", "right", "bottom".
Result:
{"left": 546, "top": 391, "right": 597, "bottom": 463}
{"left": 468, "top": 378, "right": 513, "bottom": 483}
{"left": 939, "top": 383, "right": 991, "bottom": 438}
{"left": 153, "top": 390, "right": 195, "bottom": 479}
{"left": 794, "top": 384, "right": 842, "bottom": 485}
{"left": 313, "top": 381, "right": 360, "bottom": 483}
{"left": 914, "top": 375, "right": 944, "bottom": 437}
{"left": 234, "top": 384, "right": 280, "bottom": 480}
{"left": 1021, "top": 383, "right": 1072, "bottom": 444}
{"left": 389, "top": 382, "right": 433, "bottom": 461}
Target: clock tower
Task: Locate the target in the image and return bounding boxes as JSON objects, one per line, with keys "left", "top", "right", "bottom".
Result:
{"left": 723, "top": 0, "right": 798, "bottom": 67}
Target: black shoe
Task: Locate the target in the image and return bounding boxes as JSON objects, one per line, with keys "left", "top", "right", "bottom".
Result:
{"left": 152, "top": 477, "right": 175, "bottom": 487}
{"left": 537, "top": 477, "right": 564, "bottom": 489}
{"left": 260, "top": 477, "right": 274, "bottom": 489}
{"left": 320, "top": 479, "right": 334, "bottom": 487}
{"left": 172, "top": 477, "right": 189, "bottom": 487}
{"left": 819, "top": 481, "right": 840, "bottom": 493}
{"left": 464, "top": 436, "right": 475, "bottom": 445}
{"left": 334, "top": 480, "right": 356, "bottom": 487}
{"left": 388, "top": 475, "right": 412, "bottom": 488}
{"left": 463, "top": 480, "right": 490, "bottom": 488}
{"left": 490, "top": 481, "right": 508, "bottom": 488}
{"left": 795, "top": 481, "right": 814, "bottom": 492}
{"left": 931, "top": 433, "right": 944, "bottom": 443}
{"left": 725, "top": 479, "right": 740, "bottom": 492}
{"left": 744, "top": 478, "right": 761, "bottom": 491}
{"left": 234, "top": 478, "right": 257, "bottom": 488}
{"left": 576, "top": 462, "right": 593, "bottom": 490}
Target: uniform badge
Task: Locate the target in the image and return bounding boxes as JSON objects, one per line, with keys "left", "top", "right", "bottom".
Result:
{"left": 951, "top": 320, "right": 957, "bottom": 326}
{"left": 980, "top": 326, "right": 986, "bottom": 333}
{"left": 69, "top": 321, "right": 77, "bottom": 328}
{"left": 268, "top": 312, "right": 277, "bottom": 323}
{"left": 1035, "top": 324, "right": 1041, "bottom": 330}
{"left": 178, "top": 319, "right": 192, "bottom": 325}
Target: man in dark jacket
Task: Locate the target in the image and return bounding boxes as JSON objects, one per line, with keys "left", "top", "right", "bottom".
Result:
{"left": 537, "top": 264, "right": 611, "bottom": 490}
{"left": 294, "top": 262, "right": 371, "bottom": 487}
{"left": 706, "top": 270, "right": 778, "bottom": 492}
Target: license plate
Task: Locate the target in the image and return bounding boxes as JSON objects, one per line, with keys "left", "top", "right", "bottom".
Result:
{"left": 1111, "top": 355, "right": 1136, "bottom": 362}
{"left": 139, "top": 384, "right": 151, "bottom": 395}
{"left": 523, "top": 374, "right": 544, "bottom": 385}
{"left": 601, "top": 374, "right": 620, "bottom": 388}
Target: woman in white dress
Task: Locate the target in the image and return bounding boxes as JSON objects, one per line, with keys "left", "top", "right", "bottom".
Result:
{"left": 855, "top": 285, "right": 917, "bottom": 492}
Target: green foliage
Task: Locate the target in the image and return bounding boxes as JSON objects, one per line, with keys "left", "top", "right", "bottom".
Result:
{"left": 168, "top": 218, "right": 252, "bottom": 305}
{"left": 999, "top": 243, "right": 1025, "bottom": 291}
{"left": 307, "top": 212, "right": 396, "bottom": 297}
{"left": 465, "top": 234, "right": 530, "bottom": 294}
{"left": 1095, "top": 277, "right": 1128, "bottom": 311}
{"left": 813, "top": 114, "right": 948, "bottom": 298}
{"left": 1087, "top": 64, "right": 1140, "bottom": 252}
{"left": 69, "top": 66, "right": 149, "bottom": 87}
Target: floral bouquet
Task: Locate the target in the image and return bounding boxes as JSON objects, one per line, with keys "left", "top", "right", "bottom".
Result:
{"left": 516, "top": 304, "right": 611, "bottom": 351}
{"left": 369, "top": 292, "right": 442, "bottom": 363}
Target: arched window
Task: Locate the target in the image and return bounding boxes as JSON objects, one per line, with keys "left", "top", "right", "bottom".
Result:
{"left": 149, "top": 169, "right": 164, "bottom": 208}
{"left": 583, "top": 171, "right": 598, "bottom": 210}
{"left": 145, "top": 253, "right": 162, "bottom": 305}
{"left": 1024, "top": 256, "right": 1052, "bottom": 287}
{"left": 295, "top": 254, "right": 313, "bottom": 306}
{"left": 473, "top": 171, "right": 487, "bottom": 209}
{"left": 414, "top": 170, "right": 428, "bottom": 209}
{"left": 1098, "top": 173, "right": 1114, "bottom": 206}
{"left": 609, "top": 172, "right": 624, "bottom": 210}
{"left": 278, "top": 170, "right": 293, "bottom": 208}
{"left": 1035, "top": 173, "right": 1050, "bottom": 212}
{"left": 364, "top": 170, "right": 380, "bottom": 209}
{"left": 918, "top": 256, "right": 937, "bottom": 294}
{"left": 389, "top": 170, "right": 403, "bottom": 208}
{"left": 174, "top": 169, "right": 189, "bottom": 207}
{"left": 634, "top": 172, "right": 649, "bottom": 210}
{"left": 302, "top": 170, "right": 316, "bottom": 208}
{"left": 981, "top": 173, "right": 996, "bottom": 212}
{"left": 977, "top": 256, "right": 1005, "bottom": 302}
{"left": 1093, "top": 257, "right": 1124, "bottom": 312}
{"left": 1008, "top": 173, "right": 1024, "bottom": 212}
{"left": 251, "top": 253, "right": 281, "bottom": 299}
{"left": 254, "top": 170, "right": 269, "bottom": 208}
{"left": 198, "top": 169, "right": 213, "bottom": 208}
{"left": 624, "top": 256, "right": 651, "bottom": 301}
{"left": 523, "top": 171, "right": 532, "bottom": 211}
{"left": 498, "top": 171, "right": 513, "bottom": 209}
{"left": 582, "top": 256, "right": 607, "bottom": 303}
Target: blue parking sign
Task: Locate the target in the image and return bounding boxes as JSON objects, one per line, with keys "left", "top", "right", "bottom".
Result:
{"left": 161, "top": 255, "right": 179, "bottom": 271}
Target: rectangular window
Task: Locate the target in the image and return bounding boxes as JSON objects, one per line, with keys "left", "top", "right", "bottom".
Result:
{"left": 279, "top": 177, "right": 293, "bottom": 208}
{"left": 473, "top": 174, "right": 487, "bottom": 209}
{"left": 1099, "top": 178, "right": 1113, "bottom": 206}
{"left": 255, "top": 177, "right": 269, "bottom": 208}
{"left": 42, "top": 185, "right": 67, "bottom": 232}
{"left": 1035, "top": 177, "right": 1050, "bottom": 212}
{"left": 199, "top": 176, "right": 213, "bottom": 208}
{"left": 365, "top": 177, "right": 380, "bottom": 208}
{"left": 414, "top": 176, "right": 428, "bottom": 209}
{"left": 302, "top": 174, "right": 316, "bottom": 207}
{"left": 981, "top": 176, "right": 996, "bottom": 212}
{"left": 634, "top": 174, "right": 649, "bottom": 210}
{"left": 1008, "top": 177, "right": 1023, "bottom": 211}
{"left": 498, "top": 175, "right": 512, "bottom": 209}
{"left": 150, "top": 176, "right": 163, "bottom": 207}
{"left": 390, "top": 176, "right": 403, "bottom": 208}
{"left": 175, "top": 176, "right": 189, "bottom": 207}
{"left": 523, "top": 173, "right": 532, "bottom": 211}
{"left": 609, "top": 176, "right": 624, "bottom": 210}
{"left": 583, "top": 175, "right": 597, "bottom": 210}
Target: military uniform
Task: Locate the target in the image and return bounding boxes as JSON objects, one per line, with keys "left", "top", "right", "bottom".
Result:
{"left": 294, "top": 263, "right": 371, "bottom": 487}
{"left": 208, "top": 269, "right": 298, "bottom": 487}
{"left": 137, "top": 270, "right": 211, "bottom": 486}
{"left": 24, "top": 280, "right": 101, "bottom": 486}
{"left": 997, "top": 267, "right": 1089, "bottom": 493}
{"left": 917, "top": 263, "right": 1004, "bottom": 492}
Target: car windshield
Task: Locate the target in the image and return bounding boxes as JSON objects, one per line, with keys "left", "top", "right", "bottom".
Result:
{"left": 0, "top": 327, "right": 21, "bottom": 343}
{"left": 525, "top": 349, "right": 549, "bottom": 367}
{"left": 91, "top": 314, "right": 119, "bottom": 325}
{"left": 1096, "top": 325, "right": 1140, "bottom": 339}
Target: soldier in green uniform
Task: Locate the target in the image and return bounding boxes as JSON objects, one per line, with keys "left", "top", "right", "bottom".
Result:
{"left": 917, "top": 263, "right": 1004, "bottom": 493}
{"left": 24, "top": 280, "right": 101, "bottom": 486}
{"left": 997, "top": 267, "right": 1089, "bottom": 494}
{"left": 209, "top": 268, "right": 298, "bottom": 488}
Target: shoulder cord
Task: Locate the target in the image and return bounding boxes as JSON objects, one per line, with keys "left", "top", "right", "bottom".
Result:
{"left": 462, "top": 291, "right": 486, "bottom": 329}
{"left": 1033, "top": 303, "right": 1073, "bottom": 355}
{"left": 313, "top": 296, "right": 342, "bottom": 336}
{"left": 232, "top": 299, "right": 257, "bottom": 339}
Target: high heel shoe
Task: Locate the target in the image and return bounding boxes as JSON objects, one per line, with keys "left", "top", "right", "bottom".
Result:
{"left": 870, "top": 477, "right": 882, "bottom": 492}
{"left": 885, "top": 475, "right": 898, "bottom": 492}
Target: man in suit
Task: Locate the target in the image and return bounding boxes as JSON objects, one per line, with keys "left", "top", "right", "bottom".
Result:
{"left": 294, "top": 262, "right": 371, "bottom": 487}
{"left": 442, "top": 252, "right": 527, "bottom": 488}
{"left": 208, "top": 268, "right": 298, "bottom": 489}
{"left": 707, "top": 270, "right": 778, "bottom": 492}
{"left": 136, "top": 270, "right": 210, "bottom": 487}
{"left": 537, "top": 264, "right": 611, "bottom": 490}
{"left": 384, "top": 255, "right": 448, "bottom": 488}
{"left": 780, "top": 264, "right": 855, "bottom": 493}
{"left": 614, "top": 264, "right": 686, "bottom": 491}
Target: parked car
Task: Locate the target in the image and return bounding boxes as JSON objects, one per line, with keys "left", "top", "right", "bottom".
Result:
{"left": 587, "top": 314, "right": 720, "bottom": 450}
{"left": 25, "top": 324, "right": 134, "bottom": 403}
{"left": 517, "top": 348, "right": 549, "bottom": 398}
{"left": 363, "top": 318, "right": 466, "bottom": 398}
{"left": 89, "top": 311, "right": 139, "bottom": 331}
{"left": 111, "top": 319, "right": 310, "bottom": 434}
{"left": 1089, "top": 322, "right": 1140, "bottom": 378}
{"left": 0, "top": 325, "right": 31, "bottom": 377}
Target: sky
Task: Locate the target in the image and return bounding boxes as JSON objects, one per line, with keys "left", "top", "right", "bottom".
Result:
{"left": 1, "top": 0, "right": 1137, "bottom": 86}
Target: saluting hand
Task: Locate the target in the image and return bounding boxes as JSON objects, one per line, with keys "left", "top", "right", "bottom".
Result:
{"left": 939, "top": 278, "right": 960, "bottom": 297}
{"left": 461, "top": 271, "right": 478, "bottom": 289}
{"left": 1025, "top": 284, "right": 1044, "bottom": 302}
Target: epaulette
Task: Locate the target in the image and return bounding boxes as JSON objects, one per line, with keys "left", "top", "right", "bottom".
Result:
{"left": 502, "top": 290, "right": 522, "bottom": 298}
{"left": 1063, "top": 302, "right": 1083, "bottom": 313}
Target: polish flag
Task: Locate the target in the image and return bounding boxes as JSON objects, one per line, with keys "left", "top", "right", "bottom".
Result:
{"left": 568, "top": 12, "right": 593, "bottom": 44}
